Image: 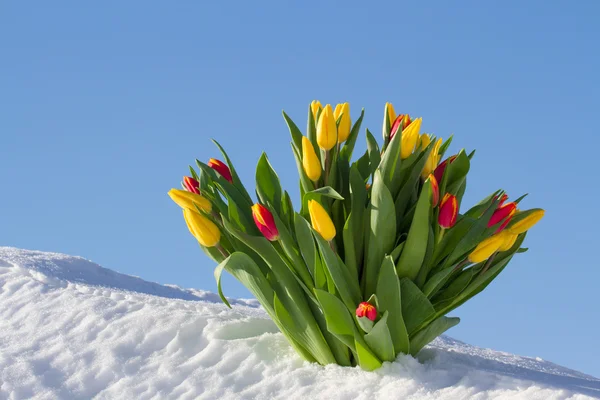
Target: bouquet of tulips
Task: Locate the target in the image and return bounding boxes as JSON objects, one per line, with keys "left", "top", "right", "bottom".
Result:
{"left": 168, "top": 101, "right": 544, "bottom": 371}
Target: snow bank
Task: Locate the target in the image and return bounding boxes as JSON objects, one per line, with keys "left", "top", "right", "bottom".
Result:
{"left": 0, "top": 247, "right": 598, "bottom": 400}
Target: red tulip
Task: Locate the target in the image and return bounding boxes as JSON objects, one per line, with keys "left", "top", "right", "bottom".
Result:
{"left": 498, "top": 194, "right": 508, "bottom": 207}
{"left": 428, "top": 174, "right": 439, "bottom": 207}
{"left": 208, "top": 158, "right": 233, "bottom": 183}
{"left": 356, "top": 302, "right": 377, "bottom": 321}
{"left": 183, "top": 176, "right": 200, "bottom": 194}
{"left": 488, "top": 202, "right": 517, "bottom": 228}
{"left": 251, "top": 204, "right": 279, "bottom": 241}
{"left": 433, "top": 155, "right": 456, "bottom": 183}
{"left": 438, "top": 193, "right": 458, "bottom": 228}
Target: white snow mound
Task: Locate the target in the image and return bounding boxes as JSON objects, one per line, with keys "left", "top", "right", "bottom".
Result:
{"left": 0, "top": 247, "right": 598, "bottom": 400}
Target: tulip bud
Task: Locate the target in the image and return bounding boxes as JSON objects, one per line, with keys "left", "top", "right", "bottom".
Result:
{"left": 208, "top": 158, "right": 233, "bottom": 183}
{"left": 400, "top": 118, "right": 422, "bottom": 159}
{"left": 498, "top": 231, "right": 518, "bottom": 251}
{"left": 428, "top": 174, "right": 439, "bottom": 207}
{"left": 468, "top": 234, "right": 505, "bottom": 263}
{"left": 183, "top": 176, "right": 200, "bottom": 194}
{"left": 168, "top": 189, "right": 212, "bottom": 213}
{"left": 389, "top": 114, "right": 413, "bottom": 141}
{"left": 183, "top": 208, "right": 221, "bottom": 247}
{"left": 433, "top": 155, "right": 457, "bottom": 183}
{"left": 310, "top": 100, "right": 322, "bottom": 120}
{"left": 335, "top": 102, "right": 351, "bottom": 143}
{"left": 421, "top": 137, "right": 443, "bottom": 178}
{"left": 508, "top": 209, "right": 545, "bottom": 234}
{"left": 356, "top": 301, "right": 377, "bottom": 321}
{"left": 419, "top": 133, "right": 431, "bottom": 150}
{"left": 438, "top": 193, "right": 458, "bottom": 228}
{"left": 316, "top": 104, "right": 338, "bottom": 150}
{"left": 498, "top": 194, "right": 508, "bottom": 207}
{"left": 308, "top": 200, "right": 336, "bottom": 241}
{"left": 488, "top": 202, "right": 517, "bottom": 228}
{"left": 384, "top": 102, "right": 397, "bottom": 128}
{"left": 302, "top": 137, "right": 322, "bottom": 182}
{"left": 251, "top": 204, "right": 279, "bottom": 241}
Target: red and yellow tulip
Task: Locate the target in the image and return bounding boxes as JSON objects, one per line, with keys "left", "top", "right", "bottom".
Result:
{"left": 356, "top": 302, "right": 377, "bottom": 321}
{"left": 438, "top": 193, "right": 458, "bottom": 228}
{"left": 183, "top": 176, "right": 200, "bottom": 194}
{"left": 252, "top": 204, "right": 279, "bottom": 241}
{"left": 208, "top": 158, "right": 233, "bottom": 183}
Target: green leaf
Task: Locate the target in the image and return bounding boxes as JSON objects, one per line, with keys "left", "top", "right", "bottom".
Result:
{"left": 314, "top": 289, "right": 355, "bottom": 337}
{"left": 356, "top": 316, "right": 374, "bottom": 333}
{"left": 400, "top": 278, "right": 435, "bottom": 335}
{"left": 422, "top": 267, "right": 457, "bottom": 299}
{"left": 378, "top": 125, "right": 402, "bottom": 187}
{"left": 409, "top": 316, "right": 460, "bottom": 356}
{"left": 294, "top": 213, "right": 318, "bottom": 279}
{"left": 353, "top": 150, "right": 372, "bottom": 182}
{"left": 313, "top": 232, "right": 362, "bottom": 310}
{"left": 282, "top": 110, "right": 304, "bottom": 155}
{"left": 214, "top": 252, "right": 273, "bottom": 310}
{"left": 355, "top": 339, "right": 382, "bottom": 371}
{"left": 365, "top": 311, "right": 396, "bottom": 362}
{"left": 342, "top": 215, "right": 359, "bottom": 281}
{"left": 366, "top": 129, "right": 381, "bottom": 178}
{"left": 255, "top": 153, "right": 283, "bottom": 215}
{"left": 340, "top": 109, "right": 365, "bottom": 161}
{"left": 281, "top": 191, "right": 295, "bottom": 229}
{"left": 396, "top": 181, "right": 431, "bottom": 280}
{"left": 441, "top": 149, "right": 470, "bottom": 197}
{"left": 364, "top": 170, "right": 397, "bottom": 297}
{"left": 306, "top": 105, "right": 322, "bottom": 163}
{"left": 377, "top": 256, "right": 410, "bottom": 354}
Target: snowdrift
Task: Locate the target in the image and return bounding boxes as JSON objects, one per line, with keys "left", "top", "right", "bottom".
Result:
{"left": 0, "top": 247, "right": 598, "bottom": 399}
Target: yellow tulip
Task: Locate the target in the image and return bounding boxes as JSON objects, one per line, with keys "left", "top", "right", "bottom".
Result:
{"left": 169, "top": 189, "right": 212, "bottom": 213}
{"left": 308, "top": 200, "right": 336, "bottom": 241}
{"left": 302, "top": 136, "right": 321, "bottom": 182}
{"left": 421, "top": 137, "right": 443, "bottom": 178}
{"left": 419, "top": 134, "right": 431, "bottom": 150}
{"left": 335, "top": 102, "right": 351, "bottom": 143}
{"left": 385, "top": 102, "right": 396, "bottom": 126}
{"left": 400, "top": 118, "right": 422, "bottom": 159}
{"left": 468, "top": 234, "right": 505, "bottom": 263}
{"left": 316, "top": 104, "right": 337, "bottom": 150}
{"left": 183, "top": 209, "right": 221, "bottom": 247}
{"left": 508, "top": 209, "right": 545, "bottom": 234}
{"left": 498, "top": 232, "right": 519, "bottom": 251}
{"left": 310, "top": 100, "right": 322, "bottom": 120}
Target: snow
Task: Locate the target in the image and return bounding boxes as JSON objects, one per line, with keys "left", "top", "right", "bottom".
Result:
{"left": 0, "top": 247, "right": 598, "bottom": 400}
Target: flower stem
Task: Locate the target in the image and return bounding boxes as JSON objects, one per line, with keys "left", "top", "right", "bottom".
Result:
{"left": 480, "top": 253, "right": 497, "bottom": 275}
{"left": 216, "top": 243, "right": 229, "bottom": 259}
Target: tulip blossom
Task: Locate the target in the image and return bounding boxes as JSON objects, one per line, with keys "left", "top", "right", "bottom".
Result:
{"left": 438, "top": 193, "right": 458, "bottom": 228}
{"left": 168, "top": 189, "right": 212, "bottom": 213}
{"left": 384, "top": 102, "right": 397, "bottom": 127}
{"left": 183, "top": 208, "right": 220, "bottom": 247}
{"left": 310, "top": 100, "right": 323, "bottom": 120}
{"left": 334, "top": 102, "right": 351, "bottom": 143}
{"left": 252, "top": 204, "right": 279, "bottom": 241}
{"left": 498, "top": 231, "right": 518, "bottom": 251}
{"left": 308, "top": 200, "right": 336, "bottom": 241}
{"left": 494, "top": 215, "right": 513, "bottom": 234}
{"left": 208, "top": 158, "right": 233, "bottom": 183}
{"left": 400, "top": 118, "right": 422, "bottom": 159}
{"left": 183, "top": 176, "right": 200, "bottom": 194}
{"left": 316, "top": 104, "right": 338, "bottom": 150}
{"left": 468, "top": 234, "right": 505, "bottom": 263}
{"left": 356, "top": 302, "right": 377, "bottom": 321}
{"left": 422, "top": 137, "right": 443, "bottom": 178}
{"left": 428, "top": 174, "right": 439, "bottom": 207}
{"left": 508, "top": 209, "right": 545, "bottom": 234}
{"left": 498, "top": 194, "right": 508, "bottom": 206}
{"left": 433, "top": 155, "right": 457, "bottom": 183}
{"left": 302, "top": 137, "right": 321, "bottom": 182}
{"left": 488, "top": 202, "right": 517, "bottom": 228}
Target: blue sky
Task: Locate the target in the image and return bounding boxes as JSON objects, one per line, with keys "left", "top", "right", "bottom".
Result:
{"left": 2, "top": 2, "right": 599, "bottom": 377}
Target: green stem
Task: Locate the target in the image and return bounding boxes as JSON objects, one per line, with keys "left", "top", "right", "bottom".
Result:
{"left": 215, "top": 243, "right": 229, "bottom": 258}
{"left": 480, "top": 253, "right": 497, "bottom": 275}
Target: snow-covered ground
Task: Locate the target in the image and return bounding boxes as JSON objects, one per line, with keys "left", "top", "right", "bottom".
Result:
{"left": 0, "top": 247, "right": 598, "bottom": 400}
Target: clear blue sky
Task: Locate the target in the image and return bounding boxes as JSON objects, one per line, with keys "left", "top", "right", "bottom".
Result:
{"left": 2, "top": 2, "right": 599, "bottom": 377}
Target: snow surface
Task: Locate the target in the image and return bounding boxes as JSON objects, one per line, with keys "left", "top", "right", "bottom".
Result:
{"left": 0, "top": 247, "right": 598, "bottom": 400}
